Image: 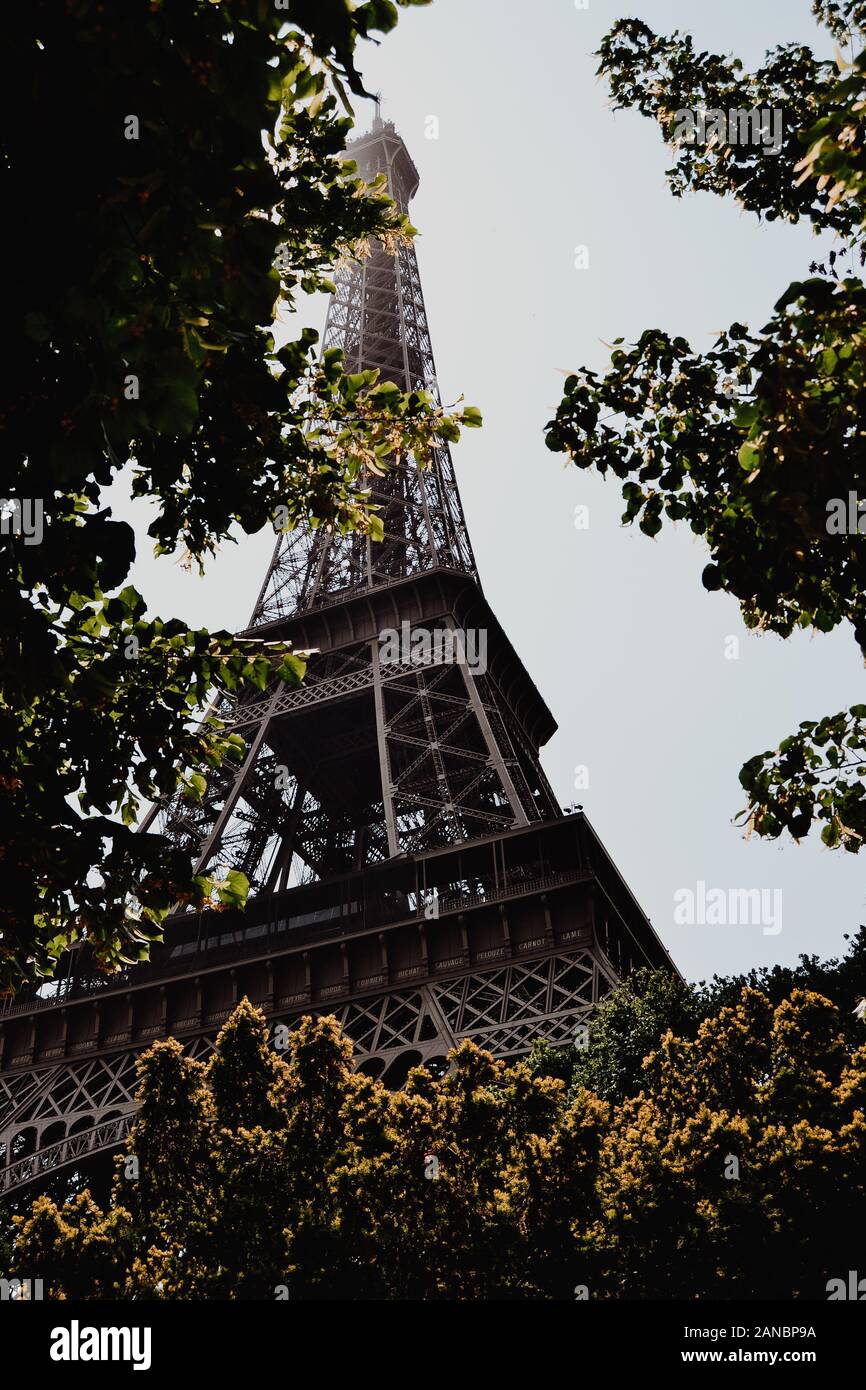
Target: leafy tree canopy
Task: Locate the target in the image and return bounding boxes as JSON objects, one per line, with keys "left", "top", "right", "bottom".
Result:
{"left": 1, "top": 0, "right": 480, "bottom": 993}
{"left": 529, "top": 923, "right": 866, "bottom": 1103}
{"left": 545, "top": 0, "right": 866, "bottom": 855}
{"left": 10, "top": 988, "right": 866, "bottom": 1299}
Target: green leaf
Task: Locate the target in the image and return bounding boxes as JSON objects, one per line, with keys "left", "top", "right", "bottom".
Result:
{"left": 217, "top": 869, "right": 250, "bottom": 909}
{"left": 277, "top": 653, "right": 307, "bottom": 684}
{"left": 186, "top": 771, "right": 207, "bottom": 802}
{"left": 368, "top": 380, "right": 403, "bottom": 406}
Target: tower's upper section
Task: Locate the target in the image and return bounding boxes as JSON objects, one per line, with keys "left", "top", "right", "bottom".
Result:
{"left": 319, "top": 115, "right": 441, "bottom": 404}
{"left": 250, "top": 119, "right": 476, "bottom": 623}
{"left": 346, "top": 115, "right": 421, "bottom": 212}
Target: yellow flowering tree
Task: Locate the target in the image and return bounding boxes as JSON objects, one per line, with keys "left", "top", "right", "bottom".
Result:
{"left": 10, "top": 989, "right": 866, "bottom": 1300}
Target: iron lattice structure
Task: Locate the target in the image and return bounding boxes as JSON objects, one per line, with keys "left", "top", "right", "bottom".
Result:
{"left": 0, "top": 119, "right": 677, "bottom": 1200}
{"left": 253, "top": 119, "right": 476, "bottom": 623}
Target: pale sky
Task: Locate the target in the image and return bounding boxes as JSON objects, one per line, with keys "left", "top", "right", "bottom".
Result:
{"left": 107, "top": 0, "right": 865, "bottom": 983}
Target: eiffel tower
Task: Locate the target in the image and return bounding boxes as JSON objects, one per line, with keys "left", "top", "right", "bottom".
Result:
{"left": 0, "top": 117, "right": 676, "bottom": 1201}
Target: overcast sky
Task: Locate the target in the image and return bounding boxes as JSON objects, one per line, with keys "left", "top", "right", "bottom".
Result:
{"left": 108, "top": 0, "right": 865, "bottom": 984}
